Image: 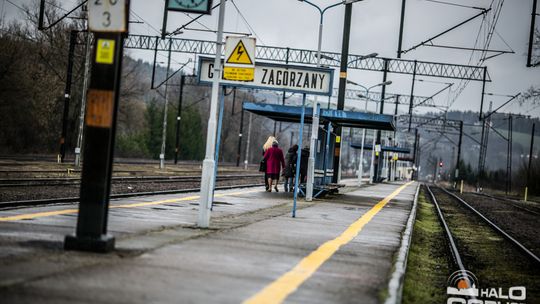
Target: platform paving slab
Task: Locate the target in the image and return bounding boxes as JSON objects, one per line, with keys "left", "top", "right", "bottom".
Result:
{"left": 0, "top": 181, "right": 417, "bottom": 303}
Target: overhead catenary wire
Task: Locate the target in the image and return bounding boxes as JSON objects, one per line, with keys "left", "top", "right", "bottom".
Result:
{"left": 230, "top": 0, "right": 265, "bottom": 45}
{"left": 131, "top": 10, "right": 162, "bottom": 36}
{"left": 424, "top": 0, "right": 485, "bottom": 11}
{"left": 447, "top": 0, "right": 505, "bottom": 110}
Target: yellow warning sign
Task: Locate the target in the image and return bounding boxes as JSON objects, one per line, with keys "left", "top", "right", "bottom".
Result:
{"left": 335, "top": 136, "right": 341, "bottom": 143}
{"left": 223, "top": 66, "right": 255, "bottom": 81}
{"left": 226, "top": 40, "right": 253, "bottom": 65}
{"left": 96, "top": 39, "right": 115, "bottom": 64}
{"left": 86, "top": 89, "right": 114, "bottom": 128}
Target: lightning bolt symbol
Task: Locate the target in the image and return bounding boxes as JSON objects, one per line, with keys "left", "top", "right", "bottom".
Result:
{"left": 237, "top": 45, "right": 244, "bottom": 61}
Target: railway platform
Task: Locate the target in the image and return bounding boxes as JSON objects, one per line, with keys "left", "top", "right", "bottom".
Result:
{"left": 0, "top": 180, "right": 418, "bottom": 303}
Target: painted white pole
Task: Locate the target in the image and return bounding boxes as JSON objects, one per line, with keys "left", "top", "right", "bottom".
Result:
{"left": 357, "top": 98, "right": 369, "bottom": 185}
{"left": 198, "top": 0, "right": 226, "bottom": 228}
{"left": 357, "top": 128, "right": 366, "bottom": 185}
{"left": 159, "top": 42, "right": 172, "bottom": 170}
{"left": 306, "top": 18, "right": 324, "bottom": 201}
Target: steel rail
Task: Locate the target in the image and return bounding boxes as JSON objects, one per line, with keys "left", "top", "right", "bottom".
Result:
{"left": 425, "top": 184, "right": 467, "bottom": 272}
{"left": 439, "top": 187, "right": 540, "bottom": 264}
{"left": 0, "top": 174, "right": 263, "bottom": 187}
{"left": 0, "top": 183, "right": 265, "bottom": 210}
{"left": 468, "top": 192, "right": 540, "bottom": 215}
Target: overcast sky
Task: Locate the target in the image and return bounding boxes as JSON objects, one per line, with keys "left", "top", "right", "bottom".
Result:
{"left": 2, "top": 0, "right": 539, "bottom": 117}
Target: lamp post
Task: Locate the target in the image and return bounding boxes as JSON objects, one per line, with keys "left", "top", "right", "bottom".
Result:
{"left": 348, "top": 80, "right": 392, "bottom": 185}
{"left": 297, "top": 0, "right": 347, "bottom": 201}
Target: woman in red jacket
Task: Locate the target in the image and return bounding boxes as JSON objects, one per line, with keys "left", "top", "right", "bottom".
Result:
{"left": 263, "top": 139, "right": 285, "bottom": 192}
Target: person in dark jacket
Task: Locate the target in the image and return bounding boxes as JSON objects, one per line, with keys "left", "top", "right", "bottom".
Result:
{"left": 299, "top": 147, "right": 310, "bottom": 183}
{"left": 263, "top": 139, "right": 285, "bottom": 192}
{"left": 283, "top": 145, "right": 298, "bottom": 192}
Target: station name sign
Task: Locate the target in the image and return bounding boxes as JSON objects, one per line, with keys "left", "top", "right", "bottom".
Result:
{"left": 198, "top": 57, "right": 333, "bottom": 96}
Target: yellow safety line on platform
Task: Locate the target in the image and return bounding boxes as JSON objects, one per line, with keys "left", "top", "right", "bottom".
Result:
{"left": 0, "top": 189, "right": 260, "bottom": 222}
{"left": 243, "top": 182, "right": 414, "bottom": 304}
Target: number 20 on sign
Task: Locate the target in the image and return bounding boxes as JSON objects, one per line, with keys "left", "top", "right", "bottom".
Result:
{"left": 89, "top": 0, "right": 127, "bottom": 33}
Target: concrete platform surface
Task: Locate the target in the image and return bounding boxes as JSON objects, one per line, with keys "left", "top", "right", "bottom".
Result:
{"left": 0, "top": 181, "right": 418, "bottom": 304}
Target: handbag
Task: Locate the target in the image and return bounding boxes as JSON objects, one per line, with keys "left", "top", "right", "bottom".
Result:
{"left": 259, "top": 158, "right": 267, "bottom": 172}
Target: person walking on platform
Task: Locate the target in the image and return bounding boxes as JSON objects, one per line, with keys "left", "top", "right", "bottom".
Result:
{"left": 262, "top": 136, "right": 276, "bottom": 191}
{"left": 263, "top": 139, "right": 285, "bottom": 192}
{"left": 283, "top": 144, "right": 298, "bottom": 192}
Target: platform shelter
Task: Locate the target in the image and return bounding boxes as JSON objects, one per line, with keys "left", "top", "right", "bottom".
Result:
{"left": 243, "top": 102, "right": 395, "bottom": 196}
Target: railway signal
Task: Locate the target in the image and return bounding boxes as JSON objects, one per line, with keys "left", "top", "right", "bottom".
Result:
{"left": 64, "top": 0, "right": 130, "bottom": 253}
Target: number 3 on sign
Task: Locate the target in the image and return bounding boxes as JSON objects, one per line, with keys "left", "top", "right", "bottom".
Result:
{"left": 89, "top": 0, "right": 126, "bottom": 33}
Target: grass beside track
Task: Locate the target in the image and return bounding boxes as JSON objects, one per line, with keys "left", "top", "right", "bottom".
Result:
{"left": 402, "top": 188, "right": 450, "bottom": 304}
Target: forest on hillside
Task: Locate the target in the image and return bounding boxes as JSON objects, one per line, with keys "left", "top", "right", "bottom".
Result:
{"left": 0, "top": 2, "right": 275, "bottom": 165}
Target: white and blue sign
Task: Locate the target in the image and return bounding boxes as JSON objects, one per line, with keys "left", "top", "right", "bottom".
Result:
{"left": 198, "top": 57, "right": 334, "bottom": 96}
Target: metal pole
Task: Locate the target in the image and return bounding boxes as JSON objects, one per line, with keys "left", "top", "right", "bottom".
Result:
{"left": 306, "top": 13, "right": 324, "bottom": 201}
{"left": 332, "top": 2, "right": 352, "bottom": 183}
{"left": 59, "top": 30, "right": 78, "bottom": 163}
{"left": 279, "top": 48, "right": 290, "bottom": 132}
{"left": 161, "top": 1, "right": 169, "bottom": 39}
{"left": 64, "top": 15, "right": 128, "bottom": 252}
{"left": 159, "top": 39, "right": 172, "bottom": 169}
{"left": 455, "top": 120, "right": 463, "bottom": 181}
{"left": 477, "top": 116, "right": 486, "bottom": 188}
{"left": 211, "top": 88, "right": 226, "bottom": 207}
{"left": 408, "top": 60, "right": 417, "bottom": 132}
{"left": 479, "top": 67, "right": 487, "bottom": 120}
{"left": 150, "top": 37, "right": 159, "bottom": 89}
{"left": 174, "top": 74, "right": 185, "bottom": 164}
{"left": 477, "top": 101, "right": 493, "bottom": 191}
{"left": 509, "top": 115, "right": 513, "bottom": 193}
{"left": 75, "top": 29, "right": 92, "bottom": 167}
{"left": 392, "top": 94, "right": 399, "bottom": 181}
{"left": 198, "top": 0, "right": 226, "bottom": 228}
{"left": 38, "top": 0, "right": 45, "bottom": 30}
{"left": 397, "top": 0, "right": 406, "bottom": 58}
{"left": 412, "top": 128, "right": 418, "bottom": 180}
{"left": 244, "top": 112, "right": 252, "bottom": 170}
{"left": 374, "top": 59, "right": 389, "bottom": 182}
{"left": 527, "top": 0, "right": 538, "bottom": 67}
{"left": 322, "top": 123, "right": 331, "bottom": 185}
{"left": 236, "top": 97, "right": 245, "bottom": 167}
{"left": 231, "top": 87, "right": 236, "bottom": 115}
{"left": 358, "top": 127, "right": 366, "bottom": 185}
{"left": 526, "top": 123, "right": 535, "bottom": 200}
{"left": 369, "top": 131, "right": 376, "bottom": 183}
{"left": 293, "top": 94, "right": 307, "bottom": 217}
{"left": 506, "top": 116, "right": 512, "bottom": 194}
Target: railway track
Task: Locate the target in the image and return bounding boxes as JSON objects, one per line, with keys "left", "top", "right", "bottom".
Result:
{"left": 426, "top": 184, "right": 540, "bottom": 264}
{"left": 469, "top": 191, "right": 540, "bottom": 216}
{"left": 424, "top": 185, "right": 467, "bottom": 277}
{"left": 0, "top": 182, "right": 264, "bottom": 210}
{"left": 0, "top": 174, "right": 262, "bottom": 187}
{"left": 424, "top": 184, "right": 540, "bottom": 302}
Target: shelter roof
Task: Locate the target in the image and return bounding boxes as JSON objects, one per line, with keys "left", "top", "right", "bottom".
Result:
{"left": 243, "top": 102, "right": 395, "bottom": 131}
